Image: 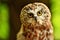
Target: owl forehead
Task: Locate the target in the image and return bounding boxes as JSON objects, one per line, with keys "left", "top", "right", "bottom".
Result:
{"left": 28, "top": 6, "right": 42, "bottom": 14}
{"left": 24, "top": 3, "right": 44, "bottom": 14}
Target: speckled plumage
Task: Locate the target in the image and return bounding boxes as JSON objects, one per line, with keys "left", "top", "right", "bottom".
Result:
{"left": 17, "top": 2, "right": 53, "bottom": 40}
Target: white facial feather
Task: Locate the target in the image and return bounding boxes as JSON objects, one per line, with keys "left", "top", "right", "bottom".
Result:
{"left": 27, "top": 6, "right": 46, "bottom": 24}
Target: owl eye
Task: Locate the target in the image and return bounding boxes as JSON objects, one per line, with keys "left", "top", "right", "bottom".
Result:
{"left": 37, "top": 11, "right": 42, "bottom": 16}
{"left": 28, "top": 13, "right": 33, "bottom": 18}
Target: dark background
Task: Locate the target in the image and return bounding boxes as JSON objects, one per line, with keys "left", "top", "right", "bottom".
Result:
{"left": 1, "top": 0, "right": 50, "bottom": 40}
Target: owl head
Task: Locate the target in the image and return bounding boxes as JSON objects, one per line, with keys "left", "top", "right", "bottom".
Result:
{"left": 20, "top": 2, "right": 51, "bottom": 25}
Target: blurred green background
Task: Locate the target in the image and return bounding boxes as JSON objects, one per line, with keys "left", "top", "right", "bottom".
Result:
{"left": 50, "top": 0, "right": 60, "bottom": 40}
{"left": 0, "top": 3, "right": 9, "bottom": 40}
{"left": 0, "top": 0, "right": 60, "bottom": 40}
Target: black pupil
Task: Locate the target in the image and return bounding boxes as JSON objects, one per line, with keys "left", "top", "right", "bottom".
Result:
{"left": 38, "top": 11, "right": 41, "bottom": 14}
{"left": 29, "top": 13, "right": 33, "bottom": 16}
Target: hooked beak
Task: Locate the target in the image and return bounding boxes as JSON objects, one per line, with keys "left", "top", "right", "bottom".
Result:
{"left": 34, "top": 16, "right": 37, "bottom": 22}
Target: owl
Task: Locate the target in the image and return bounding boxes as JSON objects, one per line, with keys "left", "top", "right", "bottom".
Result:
{"left": 17, "top": 2, "right": 53, "bottom": 40}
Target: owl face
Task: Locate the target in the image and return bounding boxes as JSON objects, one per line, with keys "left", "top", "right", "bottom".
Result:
{"left": 20, "top": 3, "right": 51, "bottom": 24}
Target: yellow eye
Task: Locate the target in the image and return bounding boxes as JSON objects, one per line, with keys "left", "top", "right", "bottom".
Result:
{"left": 28, "top": 13, "right": 33, "bottom": 18}
{"left": 37, "top": 11, "right": 42, "bottom": 16}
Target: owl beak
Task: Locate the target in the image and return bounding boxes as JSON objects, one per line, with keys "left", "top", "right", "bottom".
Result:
{"left": 34, "top": 17, "right": 37, "bottom": 22}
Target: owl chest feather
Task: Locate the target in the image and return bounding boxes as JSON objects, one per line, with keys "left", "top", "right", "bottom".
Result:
{"left": 22, "top": 22, "right": 53, "bottom": 40}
